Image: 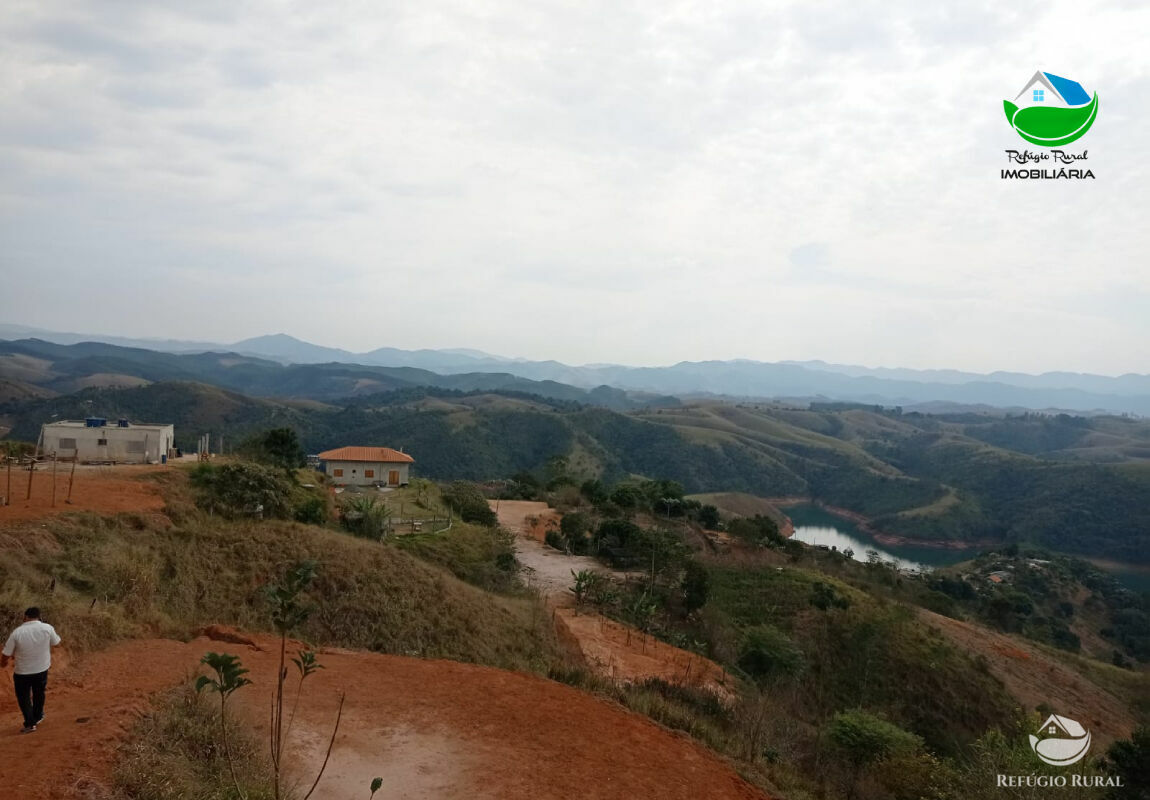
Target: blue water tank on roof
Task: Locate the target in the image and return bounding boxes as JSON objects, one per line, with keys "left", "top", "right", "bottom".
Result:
{"left": 117, "top": 419, "right": 130, "bottom": 427}
{"left": 85, "top": 417, "right": 107, "bottom": 428}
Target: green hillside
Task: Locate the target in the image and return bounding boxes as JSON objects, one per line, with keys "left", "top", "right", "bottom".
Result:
{"left": 3, "top": 383, "right": 1149, "bottom": 562}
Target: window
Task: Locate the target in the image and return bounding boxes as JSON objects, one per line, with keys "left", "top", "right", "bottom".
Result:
{"left": 1033, "top": 89, "right": 1044, "bottom": 102}
{"left": 333, "top": 468, "right": 343, "bottom": 477}
{"left": 97, "top": 438, "right": 108, "bottom": 446}
{"left": 59, "top": 437, "right": 77, "bottom": 450}
{"left": 364, "top": 469, "right": 374, "bottom": 478}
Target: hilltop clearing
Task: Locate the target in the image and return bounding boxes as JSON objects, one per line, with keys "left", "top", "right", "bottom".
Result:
{"left": 0, "top": 630, "right": 766, "bottom": 800}
{"left": 0, "top": 463, "right": 167, "bottom": 522}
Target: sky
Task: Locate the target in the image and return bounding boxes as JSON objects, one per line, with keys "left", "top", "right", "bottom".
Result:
{"left": 1, "top": 1, "right": 1148, "bottom": 374}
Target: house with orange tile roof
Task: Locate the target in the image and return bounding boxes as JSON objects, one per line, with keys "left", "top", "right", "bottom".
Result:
{"left": 317, "top": 446, "right": 414, "bottom": 487}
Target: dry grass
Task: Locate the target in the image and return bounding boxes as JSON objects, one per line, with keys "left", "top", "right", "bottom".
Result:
{"left": 0, "top": 472, "right": 558, "bottom": 672}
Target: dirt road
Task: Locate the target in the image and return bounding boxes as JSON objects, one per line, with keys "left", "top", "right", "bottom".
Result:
{"left": 0, "top": 631, "right": 766, "bottom": 800}
{"left": 492, "top": 501, "right": 734, "bottom": 698}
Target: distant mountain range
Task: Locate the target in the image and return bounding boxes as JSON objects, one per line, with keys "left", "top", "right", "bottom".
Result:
{"left": 1, "top": 323, "right": 1149, "bottom": 415}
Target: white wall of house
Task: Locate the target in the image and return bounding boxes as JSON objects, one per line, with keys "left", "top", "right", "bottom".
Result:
{"left": 323, "top": 460, "right": 410, "bottom": 486}
{"left": 41, "top": 422, "right": 175, "bottom": 464}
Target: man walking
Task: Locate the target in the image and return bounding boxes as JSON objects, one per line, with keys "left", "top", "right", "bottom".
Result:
{"left": 1, "top": 608, "right": 61, "bottom": 734}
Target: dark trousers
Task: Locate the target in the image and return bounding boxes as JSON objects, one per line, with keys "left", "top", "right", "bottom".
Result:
{"left": 13, "top": 670, "right": 48, "bottom": 728}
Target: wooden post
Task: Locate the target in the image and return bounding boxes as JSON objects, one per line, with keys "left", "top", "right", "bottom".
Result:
{"left": 26, "top": 438, "right": 39, "bottom": 501}
{"left": 67, "top": 449, "right": 77, "bottom": 502}
{"left": 51, "top": 452, "right": 58, "bottom": 507}
{"left": 5, "top": 452, "right": 10, "bottom": 506}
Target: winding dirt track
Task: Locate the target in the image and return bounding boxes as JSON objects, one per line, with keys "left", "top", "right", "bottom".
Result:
{"left": 0, "top": 632, "right": 766, "bottom": 799}
{"left": 492, "top": 500, "right": 735, "bottom": 699}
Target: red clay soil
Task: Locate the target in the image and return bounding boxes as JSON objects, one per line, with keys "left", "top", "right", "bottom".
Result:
{"left": 555, "top": 609, "right": 736, "bottom": 702}
{"left": 0, "top": 465, "right": 166, "bottom": 524}
{"left": 0, "top": 630, "right": 767, "bottom": 800}
{"left": 492, "top": 499, "right": 560, "bottom": 542}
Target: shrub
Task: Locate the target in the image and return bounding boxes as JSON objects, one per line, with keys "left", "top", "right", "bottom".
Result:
{"left": 737, "top": 624, "right": 804, "bottom": 684}
{"left": 443, "top": 481, "right": 498, "bottom": 526}
{"left": 293, "top": 496, "right": 327, "bottom": 525}
{"left": 341, "top": 496, "right": 390, "bottom": 539}
{"left": 190, "top": 462, "right": 293, "bottom": 519}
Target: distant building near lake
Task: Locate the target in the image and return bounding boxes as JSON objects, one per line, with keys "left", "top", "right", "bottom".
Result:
{"left": 317, "top": 446, "right": 413, "bottom": 487}
{"left": 41, "top": 418, "right": 175, "bottom": 464}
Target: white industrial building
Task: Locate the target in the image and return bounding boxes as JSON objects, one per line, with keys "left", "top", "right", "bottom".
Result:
{"left": 317, "top": 446, "right": 413, "bottom": 487}
{"left": 40, "top": 418, "right": 176, "bottom": 464}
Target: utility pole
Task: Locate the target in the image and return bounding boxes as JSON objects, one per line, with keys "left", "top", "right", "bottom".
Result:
{"left": 50, "top": 452, "right": 58, "bottom": 508}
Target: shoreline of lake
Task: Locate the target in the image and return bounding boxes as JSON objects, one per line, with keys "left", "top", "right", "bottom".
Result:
{"left": 764, "top": 496, "right": 996, "bottom": 551}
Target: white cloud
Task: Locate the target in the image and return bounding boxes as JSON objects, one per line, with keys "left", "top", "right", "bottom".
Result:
{"left": 0, "top": 0, "right": 1147, "bottom": 373}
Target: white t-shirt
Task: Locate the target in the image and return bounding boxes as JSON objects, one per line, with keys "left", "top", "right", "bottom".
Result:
{"left": 2, "top": 620, "right": 61, "bottom": 675}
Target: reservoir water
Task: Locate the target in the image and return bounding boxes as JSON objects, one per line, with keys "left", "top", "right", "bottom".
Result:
{"left": 785, "top": 505, "right": 1150, "bottom": 590}
{"left": 785, "top": 504, "right": 971, "bottom": 572}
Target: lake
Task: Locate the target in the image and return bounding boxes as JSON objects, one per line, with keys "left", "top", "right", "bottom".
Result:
{"left": 785, "top": 504, "right": 972, "bottom": 572}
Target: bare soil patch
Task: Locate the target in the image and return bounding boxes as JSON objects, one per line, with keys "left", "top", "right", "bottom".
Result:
{"left": 0, "top": 464, "right": 167, "bottom": 524}
{"left": 0, "top": 629, "right": 766, "bottom": 800}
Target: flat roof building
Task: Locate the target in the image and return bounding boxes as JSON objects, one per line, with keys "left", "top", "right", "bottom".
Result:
{"left": 41, "top": 419, "right": 175, "bottom": 464}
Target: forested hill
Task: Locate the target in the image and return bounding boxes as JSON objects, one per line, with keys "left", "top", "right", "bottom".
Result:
{"left": 3, "top": 382, "right": 1149, "bottom": 563}
{"left": 0, "top": 338, "right": 676, "bottom": 410}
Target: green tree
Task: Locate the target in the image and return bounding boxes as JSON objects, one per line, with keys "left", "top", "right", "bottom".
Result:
{"left": 560, "top": 512, "right": 592, "bottom": 554}
{"left": 1107, "top": 726, "right": 1150, "bottom": 799}
{"left": 238, "top": 427, "right": 305, "bottom": 473}
{"left": 680, "top": 560, "right": 710, "bottom": 614}
{"left": 697, "top": 504, "right": 722, "bottom": 529}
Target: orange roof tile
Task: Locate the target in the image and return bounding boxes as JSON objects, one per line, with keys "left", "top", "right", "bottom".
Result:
{"left": 317, "top": 446, "right": 414, "bottom": 463}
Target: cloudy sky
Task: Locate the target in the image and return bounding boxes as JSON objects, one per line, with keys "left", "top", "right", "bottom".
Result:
{"left": 1, "top": 1, "right": 1147, "bottom": 373}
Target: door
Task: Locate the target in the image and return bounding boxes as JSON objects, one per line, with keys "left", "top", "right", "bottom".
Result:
{"left": 388, "top": 470, "right": 400, "bottom": 486}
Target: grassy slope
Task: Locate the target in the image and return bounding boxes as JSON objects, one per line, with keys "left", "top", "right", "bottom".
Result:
{"left": 0, "top": 476, "right": 555, "bottom": 672}
{"left": 702, "top": 562, "right": 1017, "bottom": 756}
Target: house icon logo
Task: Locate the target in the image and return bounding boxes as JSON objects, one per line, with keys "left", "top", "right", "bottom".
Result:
{"left": 1004, "top": 71, "right": 1099, "bottom": 147}
{"left": 1029, "top": 714, "right": 1092, "bottom": 766}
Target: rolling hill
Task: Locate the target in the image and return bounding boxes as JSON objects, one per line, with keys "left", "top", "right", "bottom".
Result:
{"left": 6, "top": 325, "right": 1150, "bottom": 414}
{"left": 4, "top": 378, "right": 1148, "bottom": 563}
{"left": 0, "top": 338, "right": 673, "bottom": 410}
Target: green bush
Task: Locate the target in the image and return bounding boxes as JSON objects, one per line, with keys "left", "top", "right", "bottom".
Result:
{"left": 737, "top": 624, "right": 805, "bottom": 684}
{"left": 190, "top": 462, "right": 293, "bottom": 519}
{"left": 292, "top": 496, "right": 327, "bottom": 525}
{"left": 443, "top": 481, "right": 498, "bottom": 526}
{"left": 235, "top": 427, "right": 305, "bottom": 473}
